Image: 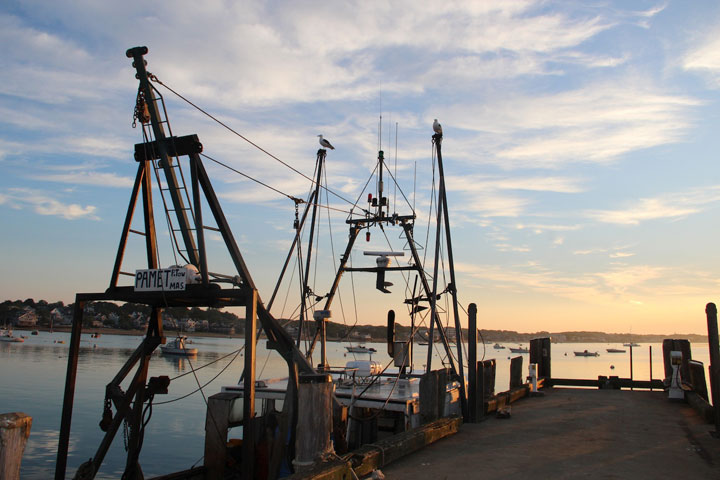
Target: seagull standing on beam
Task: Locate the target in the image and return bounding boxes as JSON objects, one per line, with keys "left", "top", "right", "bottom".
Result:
{"left": 433, "top": 119, "right": 442, "bottom": 135}
{"left": 317, "top": 134, "right": 335, "bottom": 150}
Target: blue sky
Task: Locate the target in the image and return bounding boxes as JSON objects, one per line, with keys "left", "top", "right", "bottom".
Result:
{"left": 3, "top": 1, "right": 720, "bottom": 335}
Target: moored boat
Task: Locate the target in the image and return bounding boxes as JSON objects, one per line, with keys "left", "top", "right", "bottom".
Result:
{"left": 606, "top": 348, "right": 626, "bottom": 353}
{"left": 574, "top": 350, "right": 599, "bottom": 357}
{"left": 160, "top": 336, "right": 198, "bottom": 356}
{"left": 0, "top": 329, "right": 24, "bottom": 343}
{"left": 509, "top": 346, "right": 529, "bottom": 353}
{"left": 493, "top": 343, "right": 505, "bottom": 349}
{"left": 345, "top": 345, "right": 377, "bottom": 354}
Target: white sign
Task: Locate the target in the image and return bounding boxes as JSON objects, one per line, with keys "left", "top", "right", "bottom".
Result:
{"left": 134, "top": 267, "right": 187, "bottom": 292}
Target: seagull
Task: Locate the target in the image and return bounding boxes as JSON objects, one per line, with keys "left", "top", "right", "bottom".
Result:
{"left": 433, "top": 119, "right": 443, "bottom": 135}
{"left": 317, "top": 134, "right": 335, "bottom": 150}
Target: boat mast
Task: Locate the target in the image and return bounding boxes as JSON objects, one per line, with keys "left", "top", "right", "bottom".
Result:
{"left": 298, "top": 149, "right": 326, "bottom": 350}
{"left": 429, "top": 132, "right": 467, "bottom": 418}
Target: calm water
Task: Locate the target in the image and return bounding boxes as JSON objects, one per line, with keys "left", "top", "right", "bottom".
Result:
{"left": 0, "top": 331, "right": 712, "bottom": 479}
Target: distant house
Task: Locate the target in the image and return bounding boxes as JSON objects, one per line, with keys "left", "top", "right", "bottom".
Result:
{"left": 51, "top": 307, "right": 72, "bottom": 326}
{"left": 16, "top": 309, "right": 38, "bottom": 327}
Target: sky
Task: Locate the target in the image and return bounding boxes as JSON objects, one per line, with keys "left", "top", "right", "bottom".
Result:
{"left": 2, "top": 1, "right": 720, "bottom": 336}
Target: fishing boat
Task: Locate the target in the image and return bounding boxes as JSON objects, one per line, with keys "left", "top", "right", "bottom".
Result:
{"left": 345, "top": 345, "right": 377, "bottom": 354}
{"left": 606, "top": 348, "right": 626, "bottom": 353}
{"left": 55, "top": 47, "right": 468, "bottom": 479}
{"left": 574, "top": 350, "right": 599, "bottom": 357}
{"left": 160, "top": 336, "right": 198, "bottom": 356}
{"left": 493, "top": 343, "right": 505, "bottom": 349}
{"left": 509, "top": 346, "right": 529, "bottom": 353}
{"left": 0, "top": 329, "right": 24, "bottom": 343}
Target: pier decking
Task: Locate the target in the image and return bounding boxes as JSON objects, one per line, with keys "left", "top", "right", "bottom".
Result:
{"left": 382, "top": 388, "right": 720, "bottom": 479}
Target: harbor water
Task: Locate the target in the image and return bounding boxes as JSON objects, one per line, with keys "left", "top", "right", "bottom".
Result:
{"left": 0, "top": 330, "right": 711, "bottom": 478}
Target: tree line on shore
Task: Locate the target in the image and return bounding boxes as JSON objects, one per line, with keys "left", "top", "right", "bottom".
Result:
{"left": 0, "top": 298, "right": 708, "bottom": 343}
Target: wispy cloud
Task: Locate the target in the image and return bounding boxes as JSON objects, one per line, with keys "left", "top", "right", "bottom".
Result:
{"left": 587, "top": 186, "right": 720, "bottom": 225}
{"left": 683, "top": 28, "right": 720, "bottom": 86}
{"left": 0, "top": 188, "right": 99, "bottom": 220}
{"left": 28, "top": 170, "right": 133, "bottom": 188}
{"left": 444, "top": 82, "right": 699, "bottom": 169}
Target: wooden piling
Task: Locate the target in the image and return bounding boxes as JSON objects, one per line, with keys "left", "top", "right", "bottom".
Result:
{"left": 705, "top": 303, "right": 720, "bottom": 433}
{"left": 420, "top": 368, "right": 451, "bottom": 423}
{"left": 467, "top": 303, "right": 478, "bottom": 422}
{"left": 204, "top": 393, "right": 235, "bottom": 480}
{"left": 529, "top": 337, "right": 551, "bottom": 380}
{"left": 509, "top": 356, "right": 523, "bottom": 389}
{"left": 481, "top": 359, "right": 496, "bottom": 400}
{"left": 0, "top": 412, "right": 32, "bottom": 480}
{"left": 294, "top": 373, "right": 334, "bottom": 470}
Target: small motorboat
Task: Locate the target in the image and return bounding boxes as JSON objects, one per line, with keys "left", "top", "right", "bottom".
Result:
{"left": 623, "top": 342, "right": 640, "bottom": 347}
{"left": 574, "top": 350, "right": 599, "bottom": 357}
{"left": 345, "top": 345, "right": 377, "bottom": 354}
{"left": 31, "top": 330, "right": 39, "bottom": 335}
{"left": 493, "top": 343, "right": 505, "bottom": 349}
{"left": 606, "top": 348, "right": 626, "bottom": 353}
{"left": 91, "top": 332, "right": 101, "bottom": 338}
{"left": 160, "top": 336, "right": 198, "bottom": 356}
{"left": 509, "top": 346, "right": 529, "bottom": 353}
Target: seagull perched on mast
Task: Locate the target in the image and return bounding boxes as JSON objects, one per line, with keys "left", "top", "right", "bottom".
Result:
{"left": 317, "top": 134, "right": 335, "bottom": 150}
{"left": 433, "top": 119, "right": 442, "bottom": 135}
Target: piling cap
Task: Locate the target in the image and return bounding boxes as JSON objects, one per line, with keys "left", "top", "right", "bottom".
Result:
{"left": 706, "top": 302, "right": 717, "bottom": 315}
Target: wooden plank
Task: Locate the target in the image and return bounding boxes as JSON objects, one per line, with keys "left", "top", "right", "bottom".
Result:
{"left": 484, "top": 385, "right": 530, "bottom": 414}
{"left": 686, "top": 390, "right": 716, "bottom": 424}
{"left": 688, "top": 360, "right": 709, "bottom": 401}
{"left": 203, "top": 392, "right": 236, "bottom": 479}
{"left": 0, "top": 412, "right": 32, "bottom": 480}
{"left": 547, "top": 377, "right": 664, "bottom": 389}
{"left": 287, "top": 416, "right": 463, "bottom": 480}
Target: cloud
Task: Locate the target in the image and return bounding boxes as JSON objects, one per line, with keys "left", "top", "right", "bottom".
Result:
{"left": 587, "top": 186, "right": 720, "bottom": 225}
{"left": 0, "top": 188, "right": 99, "bottom": 220}
{"left": 28, "top": 170, "right": 134, "bottom": 188}
{"left": 683, "top": 29, "right": 720, "bottom": 86}
{"left": 443, "top": 81, "right": 700, "bottom": 169}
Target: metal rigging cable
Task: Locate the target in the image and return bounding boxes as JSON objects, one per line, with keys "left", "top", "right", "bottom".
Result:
{"left": 146, "top": 72, "right": 361, "bottom": 211}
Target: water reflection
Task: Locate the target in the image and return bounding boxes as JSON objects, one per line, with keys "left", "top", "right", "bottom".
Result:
{"left": 2, "top": 334, "right": 713, "bottom": 479}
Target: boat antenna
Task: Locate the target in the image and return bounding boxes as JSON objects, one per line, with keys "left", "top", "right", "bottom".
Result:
{"left": 394, "top": 122, "right": 398, "bottom": 216}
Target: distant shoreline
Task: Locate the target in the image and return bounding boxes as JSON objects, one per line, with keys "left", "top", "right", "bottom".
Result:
{"left": 17, "top": 326, "right": 709, "bottom": 344}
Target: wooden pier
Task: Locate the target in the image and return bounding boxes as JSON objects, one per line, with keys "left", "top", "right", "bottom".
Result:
{"left": 382, "top": 387, "right": 720, "bottom": 479}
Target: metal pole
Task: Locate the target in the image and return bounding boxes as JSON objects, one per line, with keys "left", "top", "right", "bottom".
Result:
{"left": 630, "top": 345, "right": 634, "bottom": 391}
{"left": 434, "top": 133, "right": 467, "bottom": 419}
{"left": 299, "top": 150, "right": 325, "bottom": 351}
{"left": 55, "top": 298, "right": 85, "bottom": 480}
